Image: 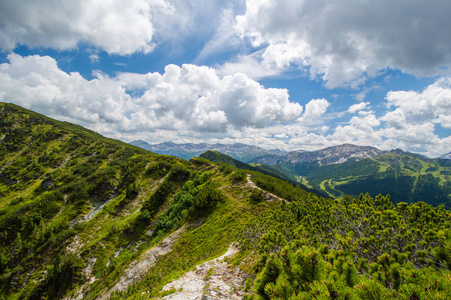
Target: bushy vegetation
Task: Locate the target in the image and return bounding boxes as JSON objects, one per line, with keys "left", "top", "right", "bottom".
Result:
{"left": 238, "top": 187, "right": 451, "bottom": 299}
{"left": 0, "top": 103, "right": 158, "bottom": 298}
{"left": 2, "top": 102, "right": 451, "bottom": 300}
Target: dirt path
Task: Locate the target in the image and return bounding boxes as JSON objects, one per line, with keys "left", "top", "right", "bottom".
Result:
{"left": 160, "top": 244, "right": 246, "bottom": 300}
{"left": 246, "top": 174, "right": 287, "bottom": 202}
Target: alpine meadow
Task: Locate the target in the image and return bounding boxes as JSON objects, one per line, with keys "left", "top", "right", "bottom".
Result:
{"left": 1, "top": 102, "right": 451, "bottom": 299}
{"left": 2, "top": 0, "right": 451, "bottom": 299}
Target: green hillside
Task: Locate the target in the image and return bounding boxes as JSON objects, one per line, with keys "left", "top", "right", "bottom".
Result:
{"left": 200, "top": 150, "right": 328, "bottom": 198}
{"left": 200, "top": 150, "right": 257, "bottom": 170}
{"left": 1, "top": 102, "right": 451, "bottom": 299}
{"left": 274, "top": 152, "right": 451, "bottom": 208}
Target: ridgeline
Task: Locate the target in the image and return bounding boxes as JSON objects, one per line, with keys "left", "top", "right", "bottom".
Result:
{"left": 0, "top": 102, "right": 451, "bottom": 299}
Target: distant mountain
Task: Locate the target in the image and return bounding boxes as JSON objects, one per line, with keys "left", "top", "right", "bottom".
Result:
{"left": 252, "top": 145, "right": 451, "bottom": 207}
{"left": 130, "top": 140, "right": 286, "bottom": 162}
{"left": 251, "top": 144, "right": 384, "bottom": 167}
{"left": 441, "top": 152, "right": 451, "bottom": 159}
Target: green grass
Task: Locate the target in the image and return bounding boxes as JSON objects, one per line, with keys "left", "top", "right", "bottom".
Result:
{"left": 2, "top": 102, "right": 451, "bottom": 299}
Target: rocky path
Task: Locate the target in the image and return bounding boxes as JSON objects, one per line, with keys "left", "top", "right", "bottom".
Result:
{"left": 160, "top": 244, "right": 246, "bottom": 300}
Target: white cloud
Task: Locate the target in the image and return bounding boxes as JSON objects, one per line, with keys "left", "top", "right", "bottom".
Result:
{"left": 131, "top": 64, "right": 303, "bottom": 131}
{"left": 0, "top": 53, "right": 132, "bottom": 125}
{"left": 348, "top": 102, "right": 369, "bottom": 114}
{"left": 235, "top": 0, "right": 451, "bottom": 88}
{"left": 0, "top": 53, "right": 302, "bottom": 135}
{"left": 384, "top": 77, "right": 451, "bottom": 128}
{"left": 89, "top": 54, "right": 100, "bottom": 63}
{"left": 219, "top": 51, "right": 281, "bottom": 80}
{"left": 1, "top": 53, "right": 451, "bottom": 158}
{"left": 331, "top": 114, "right": 382, "bottom": 145}
{"left": 195, "top": 8, "right": 242, "bottom": 63}
{"left": 299, "top": 98, "right": 330, "bottom": 123}
{"left": 228, "top": 79, "right": 451, "bottom": 156}
{"left": 0, "top": 0, "right": 176, "bottom": 55}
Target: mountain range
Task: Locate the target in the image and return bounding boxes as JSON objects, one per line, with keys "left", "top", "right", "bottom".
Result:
{"left": 130, "top": 140, "right": 286, "bottom": 162}
{"left": 441, "top": 152, "right": 451, "bottom": 159}
{"left": 132, "top": 140, "right": 450, "bottom": 163}
{"left": 2, "top": 102, "right": 451, "bottom": 299}
{"left": 253, "top": 147, "right": 451, "bottom": 207}
{"left": 250, "top": 144, "right": 384, "bottom": 166}
{"left": 133, "top": 141, "right": 451, "bottom": 207}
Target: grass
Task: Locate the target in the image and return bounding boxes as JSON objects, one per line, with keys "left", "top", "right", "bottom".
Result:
{"left": 2, "top": 102, "right": 451, "bottom": 299}
{"left": 105, "top": 173, "right": 280, "bottom": 299}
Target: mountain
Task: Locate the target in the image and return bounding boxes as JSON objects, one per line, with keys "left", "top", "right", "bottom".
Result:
{"left": 130, "top": 140, "right": 286, "bottom": 162}
{"left": 251, "top": 143, "right": 384, "bottom": 167}
{"left": 253, "top": 145, "right": 451, "bottom": 207}
{"left": 0, "top": 102, "right": 318, "bottom": 299}
{"left": 1, "top": 103, "right": 451, "bottom": 299}
{"left": 441, "top": 152, "right": 451, "bottom": 159}
{"left": 199, "top": 150, "right": 326, "bottom": 197}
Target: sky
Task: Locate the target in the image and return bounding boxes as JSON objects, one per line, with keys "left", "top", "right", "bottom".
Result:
{"left": 1, "top": 0, "right": 451, "bottom": 157}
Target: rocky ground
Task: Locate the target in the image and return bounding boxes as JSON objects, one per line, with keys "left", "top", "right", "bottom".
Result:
{"left": 101, "top": 226, "right": 187, "bottom": 299}
{"left": 160, "top": 244, "right": 247, "bottom": 300}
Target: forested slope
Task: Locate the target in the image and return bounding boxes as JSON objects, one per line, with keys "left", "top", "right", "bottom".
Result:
{"left": 267, "top": 151, "right": 451, "bottom": 208}
{"left": 199, "top": 150, "right": 325, "bottom": 197}
{"left": 0, "top": 102, "right": 265, "bottom": 299}
{"left": 1, "top": 102, "right": 451, "bottom": 300}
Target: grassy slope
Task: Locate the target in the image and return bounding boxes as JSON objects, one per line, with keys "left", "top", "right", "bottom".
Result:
{"left": 200, "top": 150, "right": 292, "bottom": 181}
{"left": 0, "top": 102, "right": 286, "bottom": 299}
{"left": 2, "top": 102, "right": 451, "bottom": 300}
{"left": 200, "top": 150, "right": 328, "bottom": 198}
{"left": 273, "top": 151, "right": 451, "bottom": 207}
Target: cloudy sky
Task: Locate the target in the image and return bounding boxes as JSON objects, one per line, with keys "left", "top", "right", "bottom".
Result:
{"left": 1, "top": 0, "right": 451, "bottom": 157}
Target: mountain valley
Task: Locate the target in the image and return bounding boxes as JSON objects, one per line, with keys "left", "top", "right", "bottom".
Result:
{"left": 133, "top": 141, "right": 451, "bottom": 208}
{"left": 1, "top": 102, "right": 451, "bottom": 299}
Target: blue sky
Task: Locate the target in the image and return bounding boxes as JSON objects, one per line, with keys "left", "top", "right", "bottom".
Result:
{"left": 1, "top": 0, "right": 451, "bottom": 157}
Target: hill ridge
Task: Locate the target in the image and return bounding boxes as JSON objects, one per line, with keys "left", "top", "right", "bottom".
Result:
{"left": 2, "top": 102, "right": 451, "bottom": 300}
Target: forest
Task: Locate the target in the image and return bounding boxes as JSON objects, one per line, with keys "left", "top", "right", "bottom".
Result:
{"left": 273, "top": 153, "right": 451, "bottom": 208}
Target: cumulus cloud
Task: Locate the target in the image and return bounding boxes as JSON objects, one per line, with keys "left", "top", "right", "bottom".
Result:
{"left": 0, "top": 53, "right": 302, "bottom": 135}
{"left": 219, "top": 51, "right": 281, "bottom": 79}
{"left": 2, "top": 54, "right": 451, "bottom": 158}
{"left": 298, "top": 98, "right": 330, "bottom": 124}
{"left": 383, "top": 77, "right": 451, "bottom": 128}
{"left": 348, "top": 102, "right": 369, "bottom": 114}
{"left": 0, "top": 0, "right": 176, "bottom": 54}
{"left": 224, "top": 76, "right": 451, "bottom": 157}
{"left": 330, "top": 114, "right": 382, "bottom": 146}
{"left": 0, "top": 53, "right": 132, "bottom": 124}
{"left": 235, "top": 0, "right": 451, "bottom": 87}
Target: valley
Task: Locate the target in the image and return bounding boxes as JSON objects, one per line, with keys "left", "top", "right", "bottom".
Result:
{"left": 138, "top": 141, "right": 451, "bottom": 208}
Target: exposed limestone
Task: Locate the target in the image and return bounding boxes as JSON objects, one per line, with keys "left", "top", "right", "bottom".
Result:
{"left": 65, "top": 257, "right": 97, "bottom": 300}
{"left": 160, "top": 244, "right": 246, "bottom": 300}
{"left": 101, "top": 225, "right": 186, "bottom": 299}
